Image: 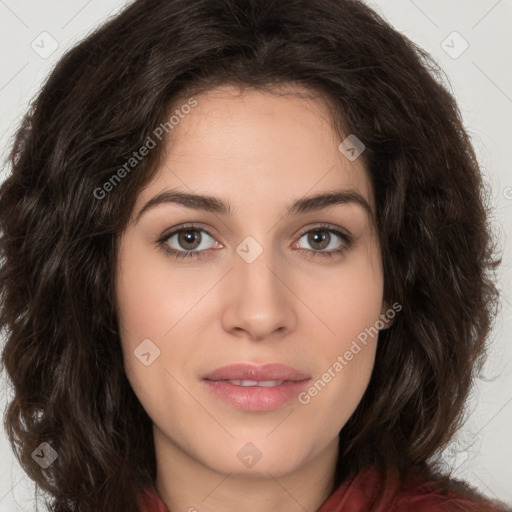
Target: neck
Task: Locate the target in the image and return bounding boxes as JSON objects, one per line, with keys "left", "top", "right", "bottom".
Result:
{"left": 154, "top": 427, "right": 339, "bottom": 512}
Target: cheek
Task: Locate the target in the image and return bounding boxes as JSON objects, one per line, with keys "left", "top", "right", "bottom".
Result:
{"left": 115, "top": 236, "right": 200, "bottom": 344}
{"left": 115, "top": 236, "right": 213, "bottom": 406}
{"left": 115, "top": 238, "right": 173, "bottom": 391}
{"left": 299, "top": 313, "right": 378, "bottom": 439}
{"left": 295, "top": 253, "right": 383, "bottom": 416}
{"left": 299, "top": 246, "right": 384, "bottom": 348}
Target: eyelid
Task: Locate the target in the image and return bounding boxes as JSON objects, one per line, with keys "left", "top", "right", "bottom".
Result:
{"left": 158, "top": 222, "right": 219, "bottom": 242}
{"left": 159, "top": 222, "right": 351, "bottom": 241}
{"left": 295, "top": 222, "right": 351, "bottom": 239}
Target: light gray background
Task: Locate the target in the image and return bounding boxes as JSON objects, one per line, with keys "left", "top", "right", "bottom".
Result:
{"left": 0, "top": 1, "right": 511, "bottom": 510}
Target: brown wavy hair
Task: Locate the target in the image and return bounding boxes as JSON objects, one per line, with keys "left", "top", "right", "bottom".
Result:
{"left": 0, "top": 0, "right": 504, "bottom": 510}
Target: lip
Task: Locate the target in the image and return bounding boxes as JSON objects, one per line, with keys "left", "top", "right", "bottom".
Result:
{"left": 201, "top": 363, "right": 311, "bottom": 411}
{"left": 201, "top": 363, "right": 311, "bottom": 382}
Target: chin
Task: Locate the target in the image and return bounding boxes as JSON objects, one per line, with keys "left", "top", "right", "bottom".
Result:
{"left": 200, "top": 438, "right": 308, "bottom": 477}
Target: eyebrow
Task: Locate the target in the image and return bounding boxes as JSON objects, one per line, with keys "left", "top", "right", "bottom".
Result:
{"left": 134, "top": 188, "right": 373, "bottom": 223}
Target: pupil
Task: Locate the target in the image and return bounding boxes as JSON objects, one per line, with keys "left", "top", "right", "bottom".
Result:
{"left": 180, "top": 230, "right": 200, "bottom": 249}
{"left": 310, "top": 230, "right": 328, "bottom": 250}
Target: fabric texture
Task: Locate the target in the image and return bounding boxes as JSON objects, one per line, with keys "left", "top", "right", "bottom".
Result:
{"left": 140, "top": 467, "right": 510, "bottom": 512}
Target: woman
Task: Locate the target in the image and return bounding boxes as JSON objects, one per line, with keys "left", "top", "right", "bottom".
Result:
{"left": 0, "top": 0, "right": 509, "bottom": 511}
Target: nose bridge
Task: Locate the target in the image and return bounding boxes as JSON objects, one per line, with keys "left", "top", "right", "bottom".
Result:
{"left": 234, "top": 233, "right": 283, "bottom": 297}
{"left": 220, "top": 231, "right": 296, "bottom": 338}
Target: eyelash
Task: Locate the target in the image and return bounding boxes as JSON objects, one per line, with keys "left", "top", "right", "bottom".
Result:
{"left": 157, "top": 223, "right": 353, "bottom": 261}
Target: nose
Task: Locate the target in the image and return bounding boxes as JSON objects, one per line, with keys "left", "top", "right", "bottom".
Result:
{"left": 220, "top": 242, "right": 297, "bottom": 341}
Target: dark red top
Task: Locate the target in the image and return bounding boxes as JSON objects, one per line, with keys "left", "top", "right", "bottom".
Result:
{"left": 140, "top": 467, "right": 510, "bottom": 512}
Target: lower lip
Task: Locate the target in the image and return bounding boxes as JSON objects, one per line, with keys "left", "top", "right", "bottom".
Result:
{"left": 201, "top": 379, "right": 310, "bottom": 411}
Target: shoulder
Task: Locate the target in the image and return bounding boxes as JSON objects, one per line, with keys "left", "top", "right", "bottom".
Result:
{"left": 391, "top": 478, "right": 510, "bottom": 512}
{"left": 390, "top": 482, "right": 512, "bottom": 512}
{"left": 318, "top": 467, "right": 511, "bottom": 512}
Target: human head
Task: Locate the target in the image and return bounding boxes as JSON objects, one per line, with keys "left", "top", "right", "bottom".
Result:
{"left": 0, "top": 0, "right": 500, "bottom": 510}
{"left": 115, "top": 80, "right": 392, "bottom": 487}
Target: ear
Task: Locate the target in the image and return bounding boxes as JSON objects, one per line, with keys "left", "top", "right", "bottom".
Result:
{"left": 378, "top": 300, "right": 395, "bottom": 330}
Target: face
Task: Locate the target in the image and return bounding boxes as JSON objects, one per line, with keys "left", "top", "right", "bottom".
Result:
{"left": 115, "top": 83, "right": 390, "bottom": 478}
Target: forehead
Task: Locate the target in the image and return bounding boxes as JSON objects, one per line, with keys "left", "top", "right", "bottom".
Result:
{"left": 135, "top": 83, "right": 374, "bottom": 216}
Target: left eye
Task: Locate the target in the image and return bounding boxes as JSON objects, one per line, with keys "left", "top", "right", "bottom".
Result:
{"left": 295, "top": 227, "right": 350, "bottom": 254}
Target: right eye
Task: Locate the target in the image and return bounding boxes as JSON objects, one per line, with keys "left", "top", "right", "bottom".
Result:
{"left": 158, "top": 224, "right": 220, "bottom": 260}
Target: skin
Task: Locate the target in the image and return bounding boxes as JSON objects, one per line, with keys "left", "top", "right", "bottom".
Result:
{"left": 116, "top": 83, "right": 392, "bottom": 512}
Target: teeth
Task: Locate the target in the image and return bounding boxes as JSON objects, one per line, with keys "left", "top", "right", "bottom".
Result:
{"left": 227, "top": 379, "right": 285, "bottom": 387}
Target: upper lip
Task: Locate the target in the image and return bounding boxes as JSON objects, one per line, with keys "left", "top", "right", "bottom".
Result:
{"left": 201, "top": 363, "right": 311, "bottom": 382}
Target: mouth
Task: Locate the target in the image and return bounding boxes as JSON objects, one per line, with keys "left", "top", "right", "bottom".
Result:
{"left": 217, "top": 379, "right": 287, "bottom": 387}
{"left": 200, "top": 363, "right": 311, "bottom": 411}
